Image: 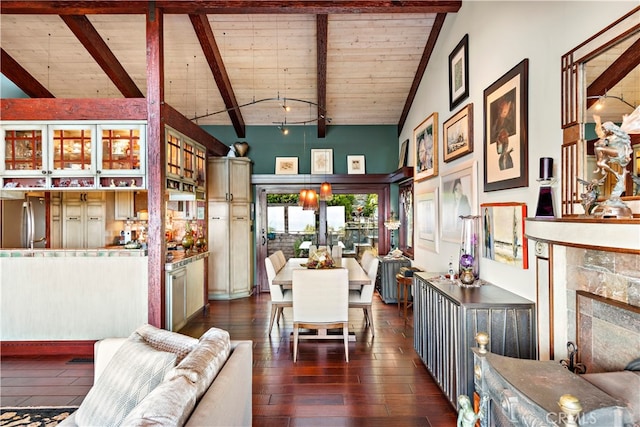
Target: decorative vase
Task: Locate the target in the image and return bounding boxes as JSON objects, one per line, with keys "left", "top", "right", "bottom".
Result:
{"left": 195, "top": 235, "right": 207, "bottom": 252}
{"left": 181, "top": 233, "right": 194, "bottom": 252}
{"left": 459, "top": 215, "right": 480, "bottom": 286}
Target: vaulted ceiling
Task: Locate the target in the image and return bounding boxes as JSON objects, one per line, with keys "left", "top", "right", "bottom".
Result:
{"left": 0, "top": 1, "right": 462, "bottom": 138}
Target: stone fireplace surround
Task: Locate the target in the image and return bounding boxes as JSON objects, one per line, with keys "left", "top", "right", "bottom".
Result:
{"left": 525, "top": 218, "right": 640, "bottom": 369}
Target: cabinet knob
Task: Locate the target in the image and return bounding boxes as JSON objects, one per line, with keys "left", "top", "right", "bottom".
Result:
{"left": 96, "top": 170, "right": 101, "bottom": 174}
{"left": 41, "top": 170, "right": 47, "bottom": 175}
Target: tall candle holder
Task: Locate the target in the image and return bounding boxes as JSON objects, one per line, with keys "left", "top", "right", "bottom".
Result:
{"left": 535, "top": 157, "right": 556, "bottom": 218}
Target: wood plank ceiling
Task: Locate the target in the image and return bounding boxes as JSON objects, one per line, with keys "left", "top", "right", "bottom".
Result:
{"left": 0, "top": 1, "right": 462, "bottom": 138}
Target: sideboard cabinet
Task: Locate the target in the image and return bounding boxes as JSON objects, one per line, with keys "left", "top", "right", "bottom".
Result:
{"left": 413, "top": 273, "right": 536, "bottom": 408}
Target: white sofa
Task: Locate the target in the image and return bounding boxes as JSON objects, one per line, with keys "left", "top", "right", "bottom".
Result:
{"left": 60, "top": 325, "right": 252, "bottom": 427}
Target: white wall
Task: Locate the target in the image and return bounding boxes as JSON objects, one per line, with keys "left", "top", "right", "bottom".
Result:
{"left": 401, "top": 1, "right": 637, "bottom": 301}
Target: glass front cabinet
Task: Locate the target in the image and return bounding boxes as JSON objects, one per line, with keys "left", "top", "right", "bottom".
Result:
{"left": 0, "top": 121, "right": 146, "bottom": 191}
{"left": 165, "top": 127, "right": 206, "bottom": 198}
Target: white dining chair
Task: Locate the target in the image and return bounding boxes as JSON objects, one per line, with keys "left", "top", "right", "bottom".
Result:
{"left": 292, "top": 268, "right": 350, "bottom": 363}
{"left": 274, "top": 250, "right": 287, "bottom": 270}
{"left": 265, "top": 254, "right": 292, "bottom": 334}
{"left": 349, "top": 257, "right": 379, "bottom": 337}
{"left": 360, "top": 250, "right": 375, "bottom": 273}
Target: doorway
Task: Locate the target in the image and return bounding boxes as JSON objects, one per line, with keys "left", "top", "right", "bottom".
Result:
{"left": 256, "top": 183, "right": 390, "bottom": 293}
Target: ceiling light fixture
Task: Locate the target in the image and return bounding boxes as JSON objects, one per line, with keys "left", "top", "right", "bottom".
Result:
{"left": 588, "top": 91, "right": 636, "bottom": 111}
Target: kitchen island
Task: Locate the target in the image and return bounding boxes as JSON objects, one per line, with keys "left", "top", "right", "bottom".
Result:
{"left": 0, "top": 248, "right": 149, "bottom": 349}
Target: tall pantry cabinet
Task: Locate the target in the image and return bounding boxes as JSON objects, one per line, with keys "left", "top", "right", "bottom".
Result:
{"left": 207, "top": 157, "right": 252, "bottom": 299}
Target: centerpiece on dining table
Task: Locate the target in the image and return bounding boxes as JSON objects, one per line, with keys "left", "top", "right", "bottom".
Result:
{"left": 302, "top": 247, "right": 335, "bottom": 269}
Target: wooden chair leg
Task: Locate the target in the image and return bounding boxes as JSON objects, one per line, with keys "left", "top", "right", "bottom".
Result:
{"left": 362, "top": 308, "right": 368, "bottom": 325}
{"left": 343, "top": 323, "right": 349, "bottom": 363}
{"left": 367, "top": 305, "right": 375, "bottom": 337}
{"left": 293, "top": 324, "right": 299, "bottom": 362}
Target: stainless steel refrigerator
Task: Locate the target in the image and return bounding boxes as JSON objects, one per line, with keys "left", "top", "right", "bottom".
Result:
{"left": 1, "top": 195, "right": 47, "bottom": 249}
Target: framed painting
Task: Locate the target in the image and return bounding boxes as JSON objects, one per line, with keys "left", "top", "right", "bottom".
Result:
{"left": 443, "top": 103, "right": 473, "bottom": 163}
{"left": 414, "top": 113, "right": 438, "bottom": 182}
{"left": 275, "top": 157, "right": 298, "bottom": 175}
{"left": 311, "top": 149, "right": 333, "bottom": 174}
{"left": 347, "top": 155, "right": 365, "bottom": 174}
{"left": 416, "top": 188, "right": 439, "bottom": 253}
{"left": 449, "top": 34, "right": 469, "bottom": 111}
{"left": 480, "top": 202, "right": 528, "bottom": 269}
{"left": 483, "top": 59, "right": 529, "bottom": 192}
{"left": 398, "top": 139, "right": 409, "bottom": 168}
{"left": 440, "top": 160, "right": 477, "bottom": 243}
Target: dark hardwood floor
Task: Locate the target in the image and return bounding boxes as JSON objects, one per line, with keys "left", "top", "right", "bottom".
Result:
{"left": 1, "top": 291, "right": 457, "bottom": 426}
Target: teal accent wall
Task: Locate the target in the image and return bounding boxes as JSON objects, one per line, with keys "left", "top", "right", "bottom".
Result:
{"left": 201, "top": 125, "right": 399, "bottom": 174}
{"left": 1, "top": 75, "right": 29, "bottom": 98}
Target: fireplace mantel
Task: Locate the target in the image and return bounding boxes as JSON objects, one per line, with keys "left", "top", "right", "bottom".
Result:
{"left": 525, "top": 217, "right": 640, "bottom": 253}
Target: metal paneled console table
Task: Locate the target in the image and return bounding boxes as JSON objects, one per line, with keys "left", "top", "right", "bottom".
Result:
{"left": 376, "top": 255, "right": 411, "bottom": 303}
{"left": 413, "top": 273, "right": 537, "bottom": 408}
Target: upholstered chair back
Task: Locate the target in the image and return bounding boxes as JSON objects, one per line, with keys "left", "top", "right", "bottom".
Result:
{"left": 265, "top": 255, "right": 286, "bottom": 301}
{"left": 292, "top": 269, "right": 349, "bottom": 324}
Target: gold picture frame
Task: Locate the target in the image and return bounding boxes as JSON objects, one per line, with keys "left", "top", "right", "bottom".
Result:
{"left": 414, "top": 113, "right": 438, "bottom": 182}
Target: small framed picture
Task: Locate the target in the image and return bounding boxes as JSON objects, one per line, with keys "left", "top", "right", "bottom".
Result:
{"left": 414, "top": 113, "right": 438, "bottom": 182}
{"left": 443, "top": 103, "right": 473, "bottom": 163}
{"left": 449, "top": 34, "right": 469, "bottom": 111}
{"left": 275, "top": 157, "right": 298, "bottom": 175}
{"left": 347, "top": 155, "right": 365, "bottom": 174}
{"left": 398, "top": 139, "right": 409, "bottom": 168}
{"left": 311, "top": 149, "right": 333, "bottom": 174}
{"left": 480, "top": 202, "right": 528, "bottom": 269}
{"left": 416, "top": 188, "right": 439, "bottom": 253}
{"left": 483, "top": 59, "right": 529, "bottom": 192}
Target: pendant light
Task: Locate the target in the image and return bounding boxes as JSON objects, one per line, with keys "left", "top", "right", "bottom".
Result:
{"left": 302, "top": 188, "right": 318, "bottom": 211}
{"left": 319, "top": 181, "right": 332, "bottom": 201}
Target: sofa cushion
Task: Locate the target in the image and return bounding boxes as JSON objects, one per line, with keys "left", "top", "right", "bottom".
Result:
{"left": 134, "top": 323, "right": 198, "bottom": 364}
{"left": 119, "top": 375, "right": 198, "bottom": 427}
{"left": 74, "top": 334, "right": 177, "bottom": 427}
{"left": 166, "top": 327, "right": 231, "bottom": 399}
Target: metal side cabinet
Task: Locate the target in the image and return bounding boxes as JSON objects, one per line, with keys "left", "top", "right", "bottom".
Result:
{"left": 376, "top": 256, "right": 411, "bottom": 303}
{"left": 413, "top": 272, "right": 537, "bottom": 409}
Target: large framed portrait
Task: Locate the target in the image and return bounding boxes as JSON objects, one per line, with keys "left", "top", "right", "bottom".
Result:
{"left": 311, "top": 149, "right": 333, "bottom": 174}
{"left": 440, "top": 160, "right": 477, "bottom": 243}
{"left": 416, "top": 188, "right": 439, "bottom": 253}
{"left": 483, "top": 59, "right": 529, "bottom": 192}
{"left": 443, "top": 103, "right": 473, "bottom": 163}
{"left": 449, "top": 34, "right": 469, "bottom": 111}
{"left": 413, "top": 113, "right": 438, "bottom": 182}
{"left": 480, "top": 202, "right": 528, "bottom": 269}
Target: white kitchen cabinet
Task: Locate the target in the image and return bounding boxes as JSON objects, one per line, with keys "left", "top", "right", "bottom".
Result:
{"left": 114, "top": 191, "right": 135, "bottom": 220}
{"left": 207, "top": 157, "right": 251, "bottom": 203}
{"left": 62, "top": 192, "right": 105, "bottom": 248}
{"left": 165, "top": 255, "right": 207, "bottom": 332}
{"left": 1, "top": 121, "right": 147, "bottom": 191}
{"left": 207, "top": 157, "right": 252, "bottom": 299}
{"left": 166, "top": 267, "right": 187, "bottom": 332}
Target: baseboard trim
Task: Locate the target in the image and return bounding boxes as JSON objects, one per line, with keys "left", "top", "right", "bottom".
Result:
{"left": 1, "top": 340, "right": 95, "bottom": 357}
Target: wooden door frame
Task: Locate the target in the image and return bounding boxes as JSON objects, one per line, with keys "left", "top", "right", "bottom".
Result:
{"left": 255, "top": 182, "right": 390, "bottom": 293}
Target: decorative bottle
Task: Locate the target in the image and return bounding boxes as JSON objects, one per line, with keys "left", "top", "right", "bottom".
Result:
{"left": 458, "top": 215, "right": 480, "bottom": 286}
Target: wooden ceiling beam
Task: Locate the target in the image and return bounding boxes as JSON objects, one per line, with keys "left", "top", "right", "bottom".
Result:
{"left": 398, "top": 12, "right": 446, "bottom": 135}
{"left": 164, "top": 104, "right": 229, "bottom": 156}
{"left": 0, "top": 98, "right": 147, "bottom": 121}
{"left": 61, "top": 15, "right": 144, "bottom": 98}
{"left": 189, "top": 14, "right": 245, "bottom": 138}
{"left": 586, "top": 37, "right": 640, "bottom": 109}
{"left": 317, "top": 14, "right": 328, "bottom": 138}
{"left": 0, "top": 48, "right": 54, "bottom": 98}
{"left": 2, "top": 1, "right": 461, "bottom": 15}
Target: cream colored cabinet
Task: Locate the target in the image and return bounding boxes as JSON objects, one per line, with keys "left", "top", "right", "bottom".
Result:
{"left": 207, "top": 157, "right": 251, "bottom": 203}
{"left": 166, "top": 256, "right": 206, "bottom": 332}
{"left": 114, "top": 191, "right": 135, "bottom": 220}
{"left": 207, "top": 157, "right": 252, "bottom": 300}
{"left": 62, "top": 192, "right": 106, "bottom": 248}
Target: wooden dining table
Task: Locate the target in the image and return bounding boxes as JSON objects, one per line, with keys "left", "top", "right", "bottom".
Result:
{"left": 272, "top": 257, "right": 371, "bottom": 341}
{"left": 272, "top": 257, "right": 371, "bottom": 289}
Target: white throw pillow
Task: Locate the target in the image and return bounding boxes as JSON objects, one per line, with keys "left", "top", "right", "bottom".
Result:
{"left": 166, "top": 327, "right": 231, "bottom": 398}
{"left": 75, "top": 335, "right": 177, "bottom": 427}
{"left": 134, "top": 323, "right": 198, "bottom": 364}
{"left": 120, "top": 375, "right": 198, "bottom": 427}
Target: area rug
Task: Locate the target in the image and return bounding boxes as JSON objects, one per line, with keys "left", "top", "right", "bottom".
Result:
{"left": 0, "top": 406, "right": 77, "bottom": 426}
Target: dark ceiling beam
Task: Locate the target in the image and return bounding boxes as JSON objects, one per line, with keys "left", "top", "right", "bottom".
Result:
{"left": 2, "top": 1, "right": 461, "bottom": 15}
{"left": 586, "top": 36, "right": 640, "bottom": 109}
{"left": 0, "top": 48, "right": 54, "bottom": 98}
{"left": 316, "top": 14, "right": 328, "bottom": 138}
{"left": 164, "top": 104, "right": 229, "bottom": 156}
{"left": 61, "top": 15, "right": 144, "bottom": 98}
{"left": 189, "top": 14, "right": 245, "bottom": 138}
{"left": 398, "top": 12, "right": 446, "bottom": 135}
